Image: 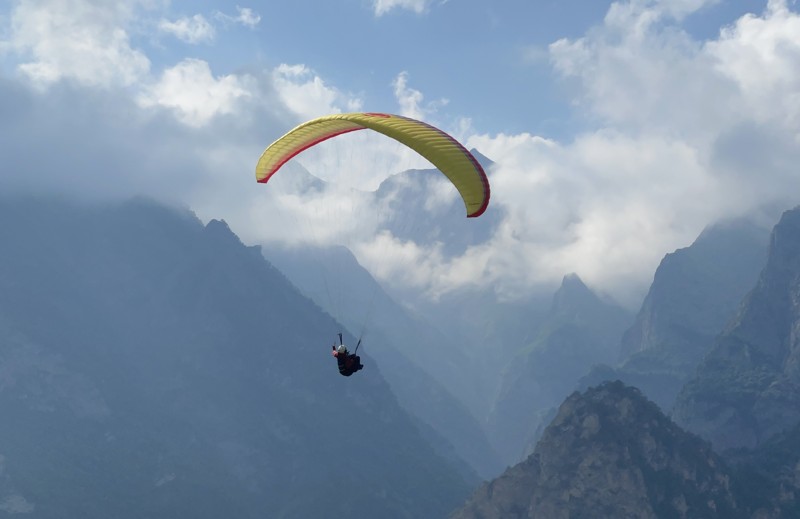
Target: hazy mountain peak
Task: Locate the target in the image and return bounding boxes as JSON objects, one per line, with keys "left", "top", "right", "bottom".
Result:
{"left": 550, "top": 273, "right": 593, "bottom": 313}
{"left": 486, "top": 276, "right": 633, "bottom": 467}
{"left": 468, "top": 148, "right": 494, "bottom": 170}
{"left": 205, "top": 218, "right": 238, "bottom": 242}
{"left": 560, "top": 272, "right": 586, "bottom": 289}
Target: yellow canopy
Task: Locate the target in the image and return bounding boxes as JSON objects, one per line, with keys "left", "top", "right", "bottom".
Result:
{"left": 256, "top": 112, "right": 490, "bottom": 217}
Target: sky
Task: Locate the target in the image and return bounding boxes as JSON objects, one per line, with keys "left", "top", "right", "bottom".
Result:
{"left": 1, "top": 0, "right": 799, "bottom": 309}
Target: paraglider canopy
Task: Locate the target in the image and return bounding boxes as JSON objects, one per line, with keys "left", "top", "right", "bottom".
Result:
{"left": 255, "top": 112, "right": 490, "bottom": 217}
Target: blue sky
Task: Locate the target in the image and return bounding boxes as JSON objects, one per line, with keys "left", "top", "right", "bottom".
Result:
{"left": 117, "top": 0, "right": 776, "bottom": 136}
{"left": 1, "top": 0, "right": 799, "bottom": 307}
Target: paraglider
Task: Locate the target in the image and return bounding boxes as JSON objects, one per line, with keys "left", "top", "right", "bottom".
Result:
{"left": 331, "top": 333, "right": 363, "bottom": 377}
{"left": 255, "top": 112, "right": 490, "bottom": 217}
{"left": 255, "top": 112, "right": 491, "bottom": 377}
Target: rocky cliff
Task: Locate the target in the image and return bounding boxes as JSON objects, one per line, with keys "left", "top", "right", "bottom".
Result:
{"left": 582, "top": 219, "right": 768, "bottom": 411}
{"left": 452, "top": 381, "right": 739, "bottom": 519}
{"left": 673, "top": 208, "right": 800, "bottom": 451}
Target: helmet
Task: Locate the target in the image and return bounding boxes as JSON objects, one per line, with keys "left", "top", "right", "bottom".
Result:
{"left": 337, "top": 344, "right": 347, "bottom": 355}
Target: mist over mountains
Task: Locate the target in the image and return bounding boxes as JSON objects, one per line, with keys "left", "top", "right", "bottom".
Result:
{"left": 3, "top": 178, "right": 800, "bottom": 518}
{"left": 259, "top": 164, "right": 800, "bottom": 518}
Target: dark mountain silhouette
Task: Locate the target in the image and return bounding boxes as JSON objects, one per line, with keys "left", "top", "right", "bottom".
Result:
{"left": 0, "top": 195, "right": 470, "bottom": 518}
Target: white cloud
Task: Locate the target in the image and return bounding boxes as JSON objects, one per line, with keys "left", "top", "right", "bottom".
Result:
{"left": 353, "top": 129, "right": 717, "bottom": 306}
{"left": 422, "top": 0, "right": 800, "bottom": 306}
{"left": 392, "top": 71, "right": 448, "bottom": 120}
{"left": 214, "top": 6, "right": 261, "bottom": 28}
{"left": 158, "top": 14, "right": 215, "bottom": 44}
{"left": 249, "top": 174, "right": 382, "bottom": 247}
{"left": 356, "top": 232, "right": 447, "bottom": 288}
{"left": 548, "top": 0, "right": 800, "bottom": 138}
{"left": 372, "top": 0, "right": 434, "bottom": 16}
{"left": 706, "top": 0, "right": 800, "bottom": 128}
{"left": 549, "top": 5, "right": 728, "bottom": 139}
{"left": 138, "top": 58, "right": 252, "bottom": 127}
{"left": 356, "top": 0, "right": 800, "bottom": 307}
{"left": 6, "top": 0, "right": 150, "bottom": 88}
{"left": 393, "top": 71, "right": 426, "bottom": 120}
{"left": 272, "top": 64, "right": 350, "bottom": 120}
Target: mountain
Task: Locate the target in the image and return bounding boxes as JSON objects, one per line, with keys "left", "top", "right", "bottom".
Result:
{"left": 373, "top": 149, "right": 501, "bottom": 259}
{"left": 263, "top": 244, "right": 504, "bottom": 479}
{"left": 0, "top": 196, "right": 470, "bottom": 518}
{"left": 403, "top": 283, "right": 555, "bottom": 423}
{"left": 581, "top": 219, "right": 769, "bottom": 410}
{"left": 673, "top": 207, "right": 800, "bottom": 451}
{"left": 486, "top": 275, "right": 633, "bottom": 466}
{"left": 451, "top": 381, "right": 741, "bottom": 519}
